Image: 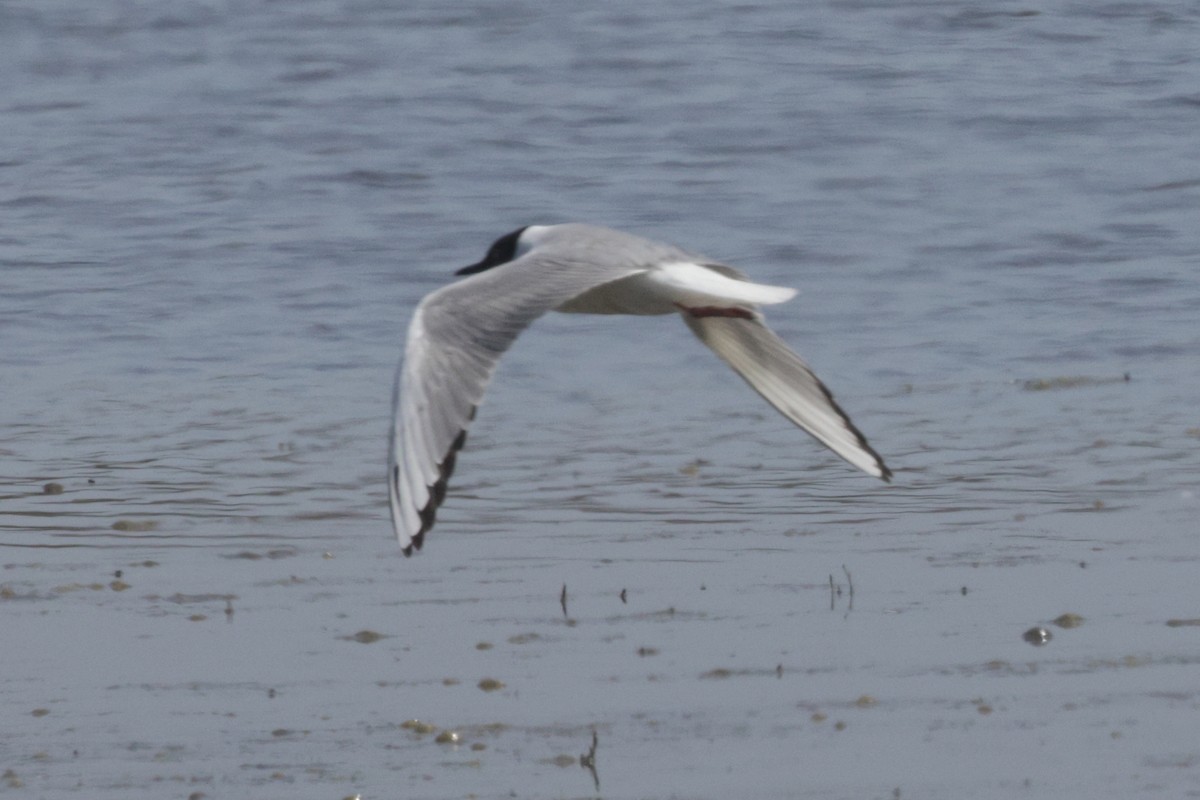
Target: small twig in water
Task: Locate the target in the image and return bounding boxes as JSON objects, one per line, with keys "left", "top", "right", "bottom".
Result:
{"left": 843, "top": 565, "right": 854, "bottom": 611}
{"left": 580, "top": 730, "right": 599, "bottom": 791}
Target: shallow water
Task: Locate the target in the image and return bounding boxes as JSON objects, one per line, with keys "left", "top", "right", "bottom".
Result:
{"left": 3, "top": 1, "right": 1200, "bottom": 798}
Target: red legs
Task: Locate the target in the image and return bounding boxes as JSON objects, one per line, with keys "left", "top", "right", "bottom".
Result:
{"left": 674, "top": 303, "right": 755, "bottom": 320}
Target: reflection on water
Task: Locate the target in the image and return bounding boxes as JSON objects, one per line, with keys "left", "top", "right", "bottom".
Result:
{"left": 3, "top": 0, "right": 1200, "bottom": 797}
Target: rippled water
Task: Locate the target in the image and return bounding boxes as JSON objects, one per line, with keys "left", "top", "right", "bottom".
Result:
{"left": 3, "top": 1, "right": 1199, "bottom": 798}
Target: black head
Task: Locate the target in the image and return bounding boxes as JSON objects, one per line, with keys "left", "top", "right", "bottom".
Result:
{"left": 456, "top": 226, "right": 530, "bottom": 275}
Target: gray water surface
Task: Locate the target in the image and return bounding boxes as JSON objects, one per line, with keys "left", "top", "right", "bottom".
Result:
{"left": 3, "top": 2, "right": 1199, "bottom": 798}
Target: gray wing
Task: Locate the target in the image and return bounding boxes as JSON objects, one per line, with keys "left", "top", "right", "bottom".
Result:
{"left": 389, "top": 252, "right": 648, "bottom": 555}
{"left": 680, "top": 313, "right": 891, "bottom": 481}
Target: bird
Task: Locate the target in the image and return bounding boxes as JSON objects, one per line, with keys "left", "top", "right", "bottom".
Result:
{"left": 389, "top": 223, "right": 890, "bottom": 555}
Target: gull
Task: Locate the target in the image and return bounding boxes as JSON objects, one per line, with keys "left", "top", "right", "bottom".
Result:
{"left": 389, "top": 223, "right": 890, "bottom": 555}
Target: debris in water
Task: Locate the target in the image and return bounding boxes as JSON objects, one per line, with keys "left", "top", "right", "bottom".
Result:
{"left": 580, "top": 730, "right": 599, "bottom": 791}
{"left": 1023, "top": 627, "right": 1052, "bottom": 646}
{"left": 1021, "top": 373, "right": 1131, "bottom": 392}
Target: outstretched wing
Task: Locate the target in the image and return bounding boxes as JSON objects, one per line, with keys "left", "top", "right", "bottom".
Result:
{"left": 680, "top": 312, "right": 891, "bottom": 481}
{"left": 389, "top": 254, "right": 648, "bottom": 555}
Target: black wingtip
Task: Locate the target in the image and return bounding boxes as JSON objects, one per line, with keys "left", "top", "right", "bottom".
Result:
{"left": 403, "top": 426, "right": 470, "bottom": 555}
{"left": 807, "top": 372, "right": 892, "bottom": 486}
{"left": 399, "top": 529, "right": 424, "bottom": 557}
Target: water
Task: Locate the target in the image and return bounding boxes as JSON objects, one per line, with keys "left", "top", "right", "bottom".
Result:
{"left": 3, "top": 1, "right": 1199, "bottom": 797}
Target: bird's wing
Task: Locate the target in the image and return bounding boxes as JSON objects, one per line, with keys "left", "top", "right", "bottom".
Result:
{"left": 389, "top": 255, "right": 648, "bottom": 554}
{"left": 680, "top": 312, "right": 891, "bottom": 481}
